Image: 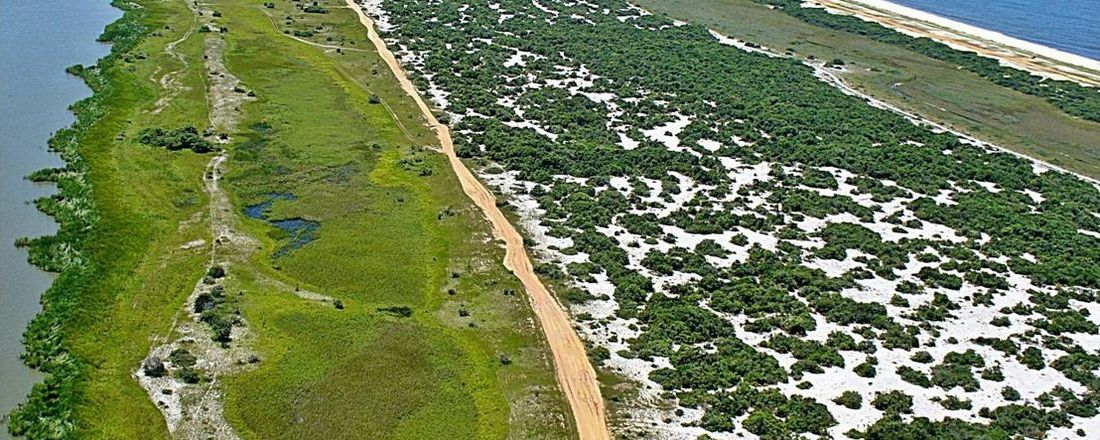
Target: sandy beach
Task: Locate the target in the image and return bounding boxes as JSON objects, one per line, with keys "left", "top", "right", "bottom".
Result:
{"left": 811, "top": 0, "right": 1100, "bottom": 87}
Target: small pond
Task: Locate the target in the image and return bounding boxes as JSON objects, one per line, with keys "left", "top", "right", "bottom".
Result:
{"left": 243, "top": 193, "right": 319, "bottom": 256}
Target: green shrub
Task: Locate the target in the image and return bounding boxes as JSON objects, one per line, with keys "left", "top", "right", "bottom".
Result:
{"left": 833, "top": 390, "right": 862, "bottom": 409}
{"left": 939, "top": 396, "right": 972, "bottom": 411}
{"left": 854, "top": 357, "right": 877, "bottom": 378}
{"left": 910, "top": 351, "right": 933, "bottom": 363}
{"left": 137, "top": 125, "right": 214, "bottom": 153}
{"left": 871, "top": 391, "right": 913, "bottom": 415}
{"left": 897, "top": 366, "right": 931, "bottom": 387}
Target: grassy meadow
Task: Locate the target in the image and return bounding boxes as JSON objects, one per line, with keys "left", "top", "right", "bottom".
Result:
{"left": 213, "top": 2, "right": 573, "bottom": 438}
{"left": 633, "top": 0, "right": 1100, "bottom": 179}
{"left": 11, "top": 0, "right": 573, "bottom": 438}
{"left": 42, "top": 0, "right": 212, "bottom": 437}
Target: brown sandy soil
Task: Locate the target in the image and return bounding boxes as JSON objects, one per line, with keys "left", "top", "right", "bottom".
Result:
{"left": 342, "top": 1, "right": 610, "bottom": 439}
{"left": 814, "top": 0, "right": 1100, "bottom": 87}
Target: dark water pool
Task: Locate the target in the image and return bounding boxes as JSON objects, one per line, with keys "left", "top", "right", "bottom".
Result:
{"left": 242, "top": 192, "right": 296, "bottom": 219}
{"left": 243, "top": 193, "right": 319, "bottom": 256}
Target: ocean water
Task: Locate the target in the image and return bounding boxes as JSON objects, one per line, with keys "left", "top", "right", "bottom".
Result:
{"left": 0, "top": 1, "right": 120, "bottom": 436}
{"left": 890, "top": 0, "right": 1100, "bottom": 61}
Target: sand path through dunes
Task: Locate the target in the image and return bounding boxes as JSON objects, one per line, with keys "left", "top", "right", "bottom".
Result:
{"left": 814, "top": 0, "right": 1100, "bottom": 87}
{"left": 342, "top": 1, "right": 610, "bottom": 439}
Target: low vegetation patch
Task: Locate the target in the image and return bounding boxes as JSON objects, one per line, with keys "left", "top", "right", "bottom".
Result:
{"left": 137, "top": 125, "right": 215, "bottom": 153}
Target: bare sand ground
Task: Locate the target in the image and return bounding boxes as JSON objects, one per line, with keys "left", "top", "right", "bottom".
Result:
{"left": 813, "top": 0, "right": 1100, "bottom": 87}
{"left": 342, "top": 1, "right": 610, "bottom": 439}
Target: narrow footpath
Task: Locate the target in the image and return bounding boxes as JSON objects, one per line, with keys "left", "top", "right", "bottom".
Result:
{"left": 342, "top": 1, "right": 611, "bottom": 438}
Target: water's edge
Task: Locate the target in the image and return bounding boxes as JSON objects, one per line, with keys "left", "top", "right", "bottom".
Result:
{"left": 889, "top": 0, "right": 1100, "bottom": 61}
{"left": 0, "top": 0, "right": 123, "bottom": 437}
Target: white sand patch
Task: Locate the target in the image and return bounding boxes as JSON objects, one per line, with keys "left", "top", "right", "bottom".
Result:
{"left": 1020, "top": 189, "right": 1045, "bottom": 205}
{"left": 731, "top": 134, "right": 753, "bottom": 147}
{"left": 531, "top": 0, "right": 560, "bottom": 16}
{"left": 426, "top": 82, "right": 450, "bottom": 109}
{"left": 504, "top": 49, "right": 543, "bottom": 67}
{"left": 708, "top": 29, "right": 782, "bottom": 58}
{"left": 931, "top": 188, "right": 958, "bottom": 206}
{"left": 697, "top": 138, "right": 721, "bottom": 152}
{"left": 972, "top": 180, "right": 1001, "bottom": 193}
{"left": 641, "top": 113, "right": 691, "bottom": 149}
{"left": 804, "top": 252, "right": 866, "bottom": 278}
{"left": 358, "top": 0, "right": 394, "bottom": 32}
{"left": 180, "top": 239, "right": 206, "bottom": 250}
{"left": 503, "top": 119, "right": 560, "bottom": 141}
{"left": 479, "top": 169, "right": 573, "bottom": 253}
{"left": 617, "top": 131, "right": 641, "bottom": 150}
{"left": 579, "top": 91, "right": 616, "bottom": 103}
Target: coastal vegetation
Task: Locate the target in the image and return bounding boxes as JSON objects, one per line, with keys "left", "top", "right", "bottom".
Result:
{"left": 754, "top": 0, "right": 1100, "bottom": 122}
{"left": 369, "top": 0, "right": 1100, "bottom": 437}
{"left": 7, "top": 1, "right": 166, "bottom": 436}
{"left": 633, "top": 0, "right": 1100, "bottom": 181}
{"left": 10, "top": 0, "right": 1100, "bottom": 438}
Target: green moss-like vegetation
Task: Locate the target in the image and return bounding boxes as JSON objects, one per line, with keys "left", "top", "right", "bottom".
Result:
{"left": 212, "top": 0, "right": 572, "bottom": 438}
{"left": 8, "top": 0, "right": 572, "bottom": 439}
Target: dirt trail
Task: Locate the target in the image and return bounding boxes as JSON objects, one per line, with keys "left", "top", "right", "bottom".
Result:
{"left": 151, "top": 1, "right": 198, "bottom": 113}
{"left": 343, "top": 1, "right": 609, "bottom": 438}
{"left": 137, "top": 6, "right": 261, "bottom": 438}
{"left": 259, "top": 8, "right": 370, "bottom": 54}
{"left": 815, "top": 0, "right": 1100, "bottom": 87}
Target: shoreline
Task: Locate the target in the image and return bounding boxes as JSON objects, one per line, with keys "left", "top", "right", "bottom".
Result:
{"left": 810, "top": 0, "right": 1100, "bottom": 87}
{"left": 1, "top": 1, "right": 123, "bottom": 437}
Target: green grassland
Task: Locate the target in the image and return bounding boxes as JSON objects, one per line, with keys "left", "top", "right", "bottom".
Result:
{"left": 214, "top": 2, "right": 572, "bottom": 438}
{"left": 10, "top": 0, "right": 572, "bottom": 438}
{"left": 632, "top": 0, "right": 1100, "bottom": 179}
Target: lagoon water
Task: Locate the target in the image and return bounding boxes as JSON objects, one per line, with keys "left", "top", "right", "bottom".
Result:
{"left": 0, "top": 0, "right": 120, "bottom": 436}
{"left": 891, "top": 0, "right": 1100, "bottom": 61}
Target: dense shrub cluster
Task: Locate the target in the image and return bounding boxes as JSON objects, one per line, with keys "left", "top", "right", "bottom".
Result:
{"left": 375, "top": 0, "right": 1100, "bottom": 437}
{"left": 137, "top": 125, "right": 215, "bottom": 153}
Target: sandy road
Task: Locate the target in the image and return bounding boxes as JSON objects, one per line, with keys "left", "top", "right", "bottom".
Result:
{"left": 342, "top": 1, "right": 609, "bottom": 438}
